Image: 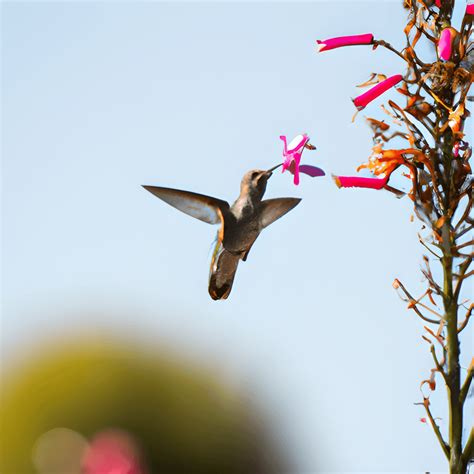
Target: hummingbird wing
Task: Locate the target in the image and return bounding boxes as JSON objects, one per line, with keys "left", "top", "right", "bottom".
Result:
{"left": 259, "top": 198, "right": 302, "bottom": 229}
{"left": 142, "top": 185, "right": 229, "bottom": 225}
{"left": 239, "top": 198, "right": 302, "bottom": 262}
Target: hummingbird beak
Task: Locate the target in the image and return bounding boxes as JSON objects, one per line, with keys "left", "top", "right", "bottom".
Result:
{"left": 266, "top": 163, "right": 282, "bottom": 177}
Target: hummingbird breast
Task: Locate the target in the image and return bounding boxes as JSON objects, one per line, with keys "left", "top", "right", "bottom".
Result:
{"left": 223, "top": 200, "right": 261, "bottom": 255}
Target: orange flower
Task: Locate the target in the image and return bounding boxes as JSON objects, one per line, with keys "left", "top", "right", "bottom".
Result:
{"left": 334, "top": 146, "right": 429, "bottom": 196}
{"left": 356, "top": 146, "right": 414, "bottom": 177}
{"left": 448, "top": 103, "right": 465, "bottom": 135}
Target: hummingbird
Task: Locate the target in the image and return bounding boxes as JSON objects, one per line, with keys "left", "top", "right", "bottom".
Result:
{"left": 142, "top": 164, "right": 301, "bottom": 300}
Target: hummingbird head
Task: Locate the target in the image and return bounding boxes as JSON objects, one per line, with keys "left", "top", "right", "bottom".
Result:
{"left": 240, "top": 164, "right": 281, "bottom": 200}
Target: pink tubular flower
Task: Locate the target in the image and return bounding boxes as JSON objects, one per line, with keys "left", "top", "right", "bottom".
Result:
{"left": 435, "top": 0, "right": 441, "bottom": 6}
{"left": 437, "top": 28, "right": 457, "bottom": 61}
{"left": 333, "top": 175, "right": 389, "bottom": 190}
{"left": 353, "top": 74, "right": 403, "bottom": 111}
{"left": 316, "top": 34, "right": 374, "bottom": 52}
{"left": 280, "top": 134, "right": 324, "bottom": 185}
{"left": 467, "top": 0, "right": 474, "bottom": 15}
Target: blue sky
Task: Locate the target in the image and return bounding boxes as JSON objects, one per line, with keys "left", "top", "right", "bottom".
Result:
{"left": 2, "top": 2, "right": 472, "bottom": 472}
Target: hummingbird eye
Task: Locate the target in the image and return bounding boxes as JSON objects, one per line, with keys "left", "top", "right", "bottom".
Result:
{"left": 251, "top": 171, "right": 259, "bottom": 180}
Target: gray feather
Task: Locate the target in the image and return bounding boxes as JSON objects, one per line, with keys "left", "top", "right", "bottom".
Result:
{"left": 259, "top": 198, "right": 302, "bottom": 229}
{"left": 142, "top": 185, "right": 229, "bottom": 225}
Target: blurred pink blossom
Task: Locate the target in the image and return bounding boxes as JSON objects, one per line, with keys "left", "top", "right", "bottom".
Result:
{"left": 82, "top": 430, "right": 145, "bottom": 474}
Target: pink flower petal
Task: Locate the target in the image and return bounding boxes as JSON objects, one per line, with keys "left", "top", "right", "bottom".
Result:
{"left": 287, "top": 134, "right": 308, "bottom": 153}
{"left": 279, "top": 135, "right": 288, "bottom": 153}
{"left": 316, "top": 34, "right": 374, "bottom": 52}
{"left": 280, "top": 134, "right": 310, "bottom": 185}
{"left": 293, "top": 165, "right": 300, "bottom": 185}
{"left": 467, "top": 1, "right": 474, "bottom": 15}
{"left": 333, "top": 175, "right": 389, "bottom": 190}
{"left": 353, "top": 74, "right": 403, "bottom": 110}
{"left": 299, "top": 165, "right": 325, "bottom": 177}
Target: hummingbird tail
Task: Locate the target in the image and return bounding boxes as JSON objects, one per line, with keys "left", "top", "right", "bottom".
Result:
{"left": 208, "top": 244, "right": 240, "bottom": 301}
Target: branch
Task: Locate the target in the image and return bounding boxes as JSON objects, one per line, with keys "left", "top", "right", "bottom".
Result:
{"left": 458, "top": 303, "right": 473, "bottom": 333}
{"left": 388, "top": 100, "right": 432, "bottom": 151}
{"left": 456, "top": 224, "right": 474, "bottom": 240}
{"left": 462, "top": 427, "right": 474, "bottom": 467}
{"left": 373, "top": 40, "right": 407, "bottom": 63}
{"left": 460, "top": 358, "right": 473, "bottom": 406}
{"left": 454, "top": 195, "right": 473, "bottom": 232}
{"left": 424, "top": 322, "right": 446, "bottom": 347}
{"left": 416, "top": 25, "right": 437, "bottom": 45}
{"left": 418, "top": 300, "right": 444, "bottom": 318}
{"left": 419, "top": 234, "right": 442, "bottom": 259}
{"left": 419, "top": 80, "right": 454, "bottom": 113}
{"left": 454, "top": 239, "right": 474, "bottom": 252}
{"left": 454, "top": 256, "right": 473, "bottom": 301}
{"left": 421, "top": 255, "right": 443, "bottom": 295}
{"left": 393, "top": 279, "right": 442, "bottom": 324}
{"left": 455, "top": 269, "right": 474, "bottom": 281}
{"left": 419, "top": 398, "right": 451, "bottom": 459}
{"left": 430, "top": 344, "right": 447, "bottom": 382}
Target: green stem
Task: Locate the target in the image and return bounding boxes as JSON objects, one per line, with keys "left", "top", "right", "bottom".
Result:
{"left": 462, "top": 428, "right": 474, "bottom": 471}
{"left": 441, "top": 222, "right": 464, "bottom": 474}
{"left": 460, "top": 363, "right": 473, "bottom": 406}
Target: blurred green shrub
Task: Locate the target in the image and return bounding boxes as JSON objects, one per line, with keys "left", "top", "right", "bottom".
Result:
{"left": 0, "top": 338, "right": 285, "bottom": 473}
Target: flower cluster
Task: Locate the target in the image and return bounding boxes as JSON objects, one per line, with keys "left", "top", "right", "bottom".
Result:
{"left": 309, "top": 2, "right": 473, "bottom": 471}
{"left": 278, "top": 34, "right": 404, "bottom": 186}
{"left": 314, "top": 33, "right": 409, "bottom": 193}
{"left": 314, "top": 7, "right": 471, "bottom": 215}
